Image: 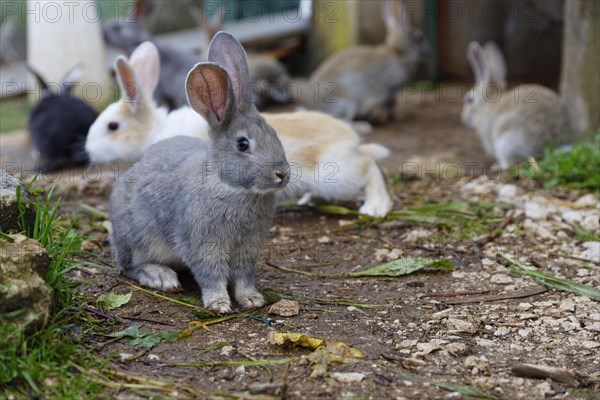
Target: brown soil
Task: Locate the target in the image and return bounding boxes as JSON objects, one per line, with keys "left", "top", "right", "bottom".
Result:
{"left": 2, "top": 87, "right": 598, "bottom": 400}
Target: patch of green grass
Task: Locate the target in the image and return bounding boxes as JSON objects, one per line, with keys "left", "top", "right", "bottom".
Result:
{"left": 0, "top": 97, "right": 31, "bottom": 133}
{"left": 522, "top": 133, "right": 600, "bottom": 192}
{"left": 0, "top": 182, "right": 104, "bottom": 398}
{"left": 575, "top": 229, "right": 600, "bottom": 243}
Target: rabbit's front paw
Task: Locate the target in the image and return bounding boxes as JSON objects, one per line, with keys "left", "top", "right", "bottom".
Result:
{"left": 359, "top": 196, "right": 393, "bottom": 217}
{"left": 204, "top": 297, "right": 232, "bottom": 314}
{"left": 235, "top": 289, "right": 266, "bottom": 309}
{"left": 136, "top": 264, "right": 181, "bottom": 290}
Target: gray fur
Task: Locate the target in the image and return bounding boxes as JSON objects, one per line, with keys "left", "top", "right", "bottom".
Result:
{"left": 109, "top": 32, "right": 289, "bottom": 313}
{"left": 302, "top": 0, "right": 427, "bottom": 123}
{"left": 103, "top": 0, "right": 203, "bottom": 109}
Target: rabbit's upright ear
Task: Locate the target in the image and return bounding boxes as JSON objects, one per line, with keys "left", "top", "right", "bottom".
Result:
{"left": 207, "top": 31, "right": 253, "bottom": 113}
{"left": 467, "top": 41, "right": 489, "bottom": 84}
{"left": 186, "top": 63, "right": 234, "bottom": 129}
{"left": 60, "top": 64, "right": 83, "bottom": 94}
{"left": 133, "top": 0, "right": 153, "bottom": 20}
{"left": 25, "top": 63, "right": 49, "bottom": 91}
{"left": 115, "top": 56, "right": 142, "bottom": 111}
{"left": 129, "top": 41, "right": 160, "bottom": 95}
{"left": 483, "top": 41, "right": 507, "bottom": 89}
{"left": 382, "top": 0, "right": 408, "bottom": 33}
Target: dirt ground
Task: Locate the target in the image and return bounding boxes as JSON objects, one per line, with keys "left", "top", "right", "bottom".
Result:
{"left": 1, "top": 88, "right": 599, "bottom": 399}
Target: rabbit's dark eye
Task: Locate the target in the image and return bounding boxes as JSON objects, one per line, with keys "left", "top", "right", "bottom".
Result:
{"left": 237, "top": 137, "right": 250, "bottom": 152}
{"left": 108, "top": 122, "right": 119, "bottom": 131}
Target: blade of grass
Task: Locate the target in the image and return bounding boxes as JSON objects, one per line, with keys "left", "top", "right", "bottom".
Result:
{"left": 261, "top": 288, "right": 378, "bottom": 310}
{"left": 396, "top": 370, "right": 496, "bottom": 399}
{"left": 265, "top": 258, "right": 454, "bottom": 278}
{"left": 79, "top": 204, "right": 109, "bottom": 220}
{"left": 502, "top": 255, "right": 600, "bottom": 301}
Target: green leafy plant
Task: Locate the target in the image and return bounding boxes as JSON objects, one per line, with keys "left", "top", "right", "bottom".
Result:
{"left": 1, "top": 182, "right": 103, "bottom": 398}
{"left": 522, "top": 133, "right": 600, "bottom": 191}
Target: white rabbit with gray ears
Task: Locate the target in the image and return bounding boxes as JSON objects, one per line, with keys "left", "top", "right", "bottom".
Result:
{"left": 462, "top": 41, "right": 572, "bottom": 169}
{"left": 109, "top": 32, "right": 289, "bottom": 313}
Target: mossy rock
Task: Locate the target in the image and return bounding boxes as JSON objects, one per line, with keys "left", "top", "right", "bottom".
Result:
{"left": 0, "top": 169, "right": 35, "bottom": 234}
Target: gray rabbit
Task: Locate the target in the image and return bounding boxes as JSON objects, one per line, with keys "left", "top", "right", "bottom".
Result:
{"left": 302, "top": 0, "right": 426, "bottom": 123}
{"left": 109, "top": 32, "right": 289, "bottom": 313}
{"left": 103, "top": 0, "right": 202, "bottom": 109}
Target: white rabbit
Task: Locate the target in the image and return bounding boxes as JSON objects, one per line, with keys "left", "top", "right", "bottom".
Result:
{"left": 85, "top": 41, "right": 208, "bottom": 164}
{"left": 461, "top": 41, "right": 572, "bottom": 169}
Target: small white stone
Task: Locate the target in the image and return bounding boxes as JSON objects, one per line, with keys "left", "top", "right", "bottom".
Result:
{"left": 347, "top": 306, "right": 357, "bottom": 312}
{"left": 518, "top": 302, "right": 533, "bottom": 311}
{"left": 401, "top": 228, "right": 433, "bottom": 243}
{"left": 147, "top": 354, "right": 160, "bottom": 361}
{"left": 220, "top": 345, "right": 235, "bottom": 356}
{"left": 581, "top": 214, "right": 600, "bottom": 231}
{"left": 581, "top": 341, "right": 600, "bottom": 349}
{"left": 446, "top": 318, "right": 477, "bottom": 334}
{"left": 415, "top": 341, "right": 442, "bottom": 355}
{"left": 269, "top": 299, "right": 300, "bottom": 317}
{"left": 494, "top": 326, "right": 511, "bottom": 336}
{"left": 235, "top": 365, "right": 246, "bottom": 375}
{"left": 317, "top": 235, "right": 331, "bottom": 244}
{"left": 432, "top": 308, "right": 453, "bottom": 320}
{"left": 575, "top": 193, "right": 598, "bottom": 208}
{"left": 559, "top": 299, "right": 576, "bottom": 312}
{"left": 518, "top": 328, "right": 531, "bottom": 338}
{"left": 536, "top": 381, "right": 555, "bottom": 396}
{"left": 398, "top": 339, "right": 418, "bottom": 348}
{"left": 562, "top": 210, "right": 584, "bottom": 225}
{"left": 331, "top": 372, "right": 365, "bottom": 384}
{"left": 580, "top": 242, "right": 600, "bottom": 261}
{"left": 497, "top": 184, "right": 518, "bottom": 201}
{"left": 577, "top": 268, "right": 590, "bottom": 277}
{"left": 490, "top": 274, "right": 513, "bottom": 284}
{"left": 387, "top": 248, "right": 404, "bottom": 260}
{"left": 475, "top": 338, "right": 495, "bottom": 347}
{"left": 525, "top": 201, "right": 549, "bottom": 220}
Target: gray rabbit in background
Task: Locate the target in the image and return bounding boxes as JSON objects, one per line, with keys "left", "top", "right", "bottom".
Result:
{"left": 302, "top": 0, "right": 426, "bottom": 123}
{"left": 109, "top": 32, "right": 289, "bottom": 313}
{"left": 103, "top": 0, "right": 202, "bottom": 109}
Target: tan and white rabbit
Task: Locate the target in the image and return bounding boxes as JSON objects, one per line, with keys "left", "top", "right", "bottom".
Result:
{"left": 85, "top": 42, "right": 208, "bottom": 163}
{"left": 87, "top": 44, "right": 393, "bottom": 217}
{"left": 302, "top": 0, "right": 425, "bottom": 123}
{"left": 461, "top": 41, "right": 572, "bottom": 169}
{"left": 264, "top": 112, "right": 393, "bottom": 217}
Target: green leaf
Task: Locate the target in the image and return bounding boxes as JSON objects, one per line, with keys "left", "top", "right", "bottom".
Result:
{"left": 96, "top": 291, "right": 132, "bottom": 311}
{"left": 130, "top": 335, "right": 161, "bottom": 348}
{"left": 350, "top": 258, "right": 454, "bottom": 277}
{"left": 158, "top": 330, "right": 179, "bottom": 342}
{"left": 110, "top": 324, "right": 176, "bottom": 349}
{"left": 502, "top": 255, "right": 600, "bottom": 301}
{"left": 312, "top": 204, "right": 358, "bottom": 215}
{"left": 432, "top": 382, "right": 495, "bottom": 399}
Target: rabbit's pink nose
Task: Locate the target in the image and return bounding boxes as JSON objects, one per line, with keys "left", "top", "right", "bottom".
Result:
{"left": 274, "top": 171, "right": 288, "bottom": 184}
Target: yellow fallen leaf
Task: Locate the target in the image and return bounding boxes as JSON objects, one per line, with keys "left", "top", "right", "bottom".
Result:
{"left": 268, "top": 331, "right": 363, "bottom": 378}
{"left": 178, "top": 320, "right": 210, "bottom": 339}
{"left": 268, "top": 331, "right": 325, "bottom": 349}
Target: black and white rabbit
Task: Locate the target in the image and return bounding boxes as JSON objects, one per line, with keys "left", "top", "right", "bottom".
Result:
{"left": 27, "top": 64, "right": 97, "bottom": 171}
